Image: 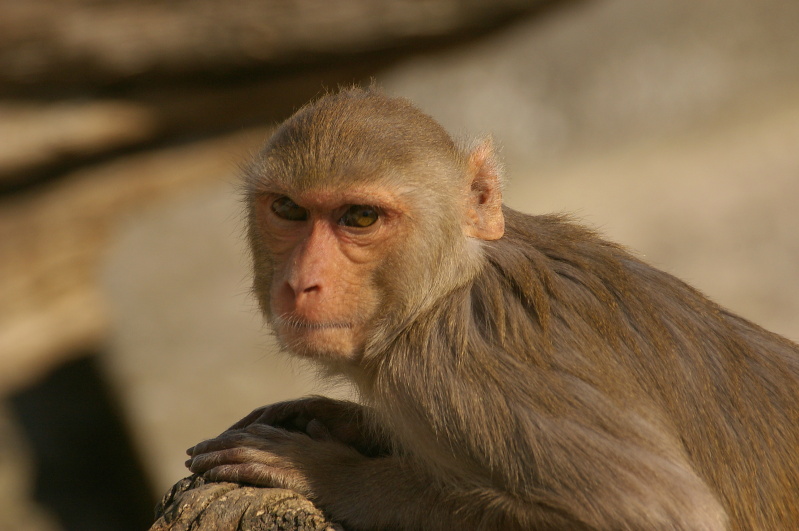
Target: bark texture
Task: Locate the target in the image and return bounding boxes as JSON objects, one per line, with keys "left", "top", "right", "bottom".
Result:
{"left": 152, "top": 475, "right": 339, "bottom": 531}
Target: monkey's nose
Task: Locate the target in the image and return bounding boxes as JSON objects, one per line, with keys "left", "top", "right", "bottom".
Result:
{"left": 287, "top": 278, "right": 321, "bottom": 297}
{"left": 298, "top": 284, "right": 321, "bottom": 296}
{"left": 285, "top": 280, "right": 324, "bottom": 311}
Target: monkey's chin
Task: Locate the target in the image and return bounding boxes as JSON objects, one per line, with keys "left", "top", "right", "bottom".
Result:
{"left": 273, "top": 320, "right": 361, "bottom": 361}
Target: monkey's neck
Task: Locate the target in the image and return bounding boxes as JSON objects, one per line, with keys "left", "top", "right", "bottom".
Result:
{"left": 357, "top": 212, "right": 562, "bottom": 390}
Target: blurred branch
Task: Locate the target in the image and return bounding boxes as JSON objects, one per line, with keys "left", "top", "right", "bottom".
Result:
{"left": 0, "top": 127, "right": 269, "bottom": 394}
{"left": 0, "top": 0, "right": 552, "bottom": 92}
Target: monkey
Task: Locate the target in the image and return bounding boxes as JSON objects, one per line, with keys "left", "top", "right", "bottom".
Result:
{"left": 185, "top": 87, "right": 799, "bottom": 530}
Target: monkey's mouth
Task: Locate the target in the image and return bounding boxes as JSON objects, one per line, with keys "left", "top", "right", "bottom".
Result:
{"left": 274, "top": 314, "right": 353, "bottom": 330}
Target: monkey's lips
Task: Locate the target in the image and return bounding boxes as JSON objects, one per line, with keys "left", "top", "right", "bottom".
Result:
{"left": 273, "top": 315, "right": 360, "bottom": 359}
{"left": 274, "top": 315, "right": 353, "bottom": 330}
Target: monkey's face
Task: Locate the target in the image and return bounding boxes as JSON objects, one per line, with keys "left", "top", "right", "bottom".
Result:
{"left": 252, "top": 184, "right": 410, "bottom": 362}
{"left": 243, "top": 89, "right": 504, "bottom": 364}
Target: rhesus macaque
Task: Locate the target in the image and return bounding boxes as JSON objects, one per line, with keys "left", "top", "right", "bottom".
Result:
{"left": 186, "top": 88, "right": 799, "bottom": 530}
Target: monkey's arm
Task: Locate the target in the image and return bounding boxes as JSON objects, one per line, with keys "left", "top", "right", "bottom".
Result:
{"left": 186, "top": 423, "right": 544, "bottom": 530}
{"left": 186, "top": 398, "right": 474, "bottom": 528}
{"left": 186, "top": 405, "right": 728, "bottom": 530}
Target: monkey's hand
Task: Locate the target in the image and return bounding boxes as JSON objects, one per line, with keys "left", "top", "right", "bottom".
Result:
{"left": 220, "top": 396, "right": 389, "bottom": 457}
{"left": 185, "top": 423, "right": 365, "bottom": 498}
{"left": 185, "top": 426, "right": 447, "bottom": 530}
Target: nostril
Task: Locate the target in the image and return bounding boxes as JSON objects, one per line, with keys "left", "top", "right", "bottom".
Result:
{"left": 286, "top": 280, "right": 320, "bottom": 297}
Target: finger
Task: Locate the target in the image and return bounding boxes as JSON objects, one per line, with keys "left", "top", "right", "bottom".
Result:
{"left": 187, "top": 430, "right": 249, "bottom": 456}
{"left": 188, "top": 446, "right": 285, "bottom": 474}
{"left": 190, "top": 424, "right": 294, "bottom": 457}
{"left": 204, "top": 463, "right": 308, "bottom": 493}
{"left": 203, "top": 463, "right": 278, "bottom": 487}
{"left": 230, "top": 401, "right": 298, "bottom": 430}
{"left": 189, "top": 425, "right": 295, "bottom": 461}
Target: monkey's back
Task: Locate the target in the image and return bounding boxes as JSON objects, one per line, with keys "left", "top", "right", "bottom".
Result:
{"left": 495, "top": 208, "right": 799, "bottom": 529}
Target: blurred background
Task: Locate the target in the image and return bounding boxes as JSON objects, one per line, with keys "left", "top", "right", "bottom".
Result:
{"left": 1, "top": 0, "right": 797, "bottom": 529}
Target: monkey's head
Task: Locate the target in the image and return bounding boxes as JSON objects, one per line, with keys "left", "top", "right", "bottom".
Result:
{"left": 243, "top": 88, "right": 504, "bottom": 363}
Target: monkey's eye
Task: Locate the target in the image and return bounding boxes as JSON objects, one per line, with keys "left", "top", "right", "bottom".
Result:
{"left": 339, "top": 205, "right": 379, "bottom": 228}
{"left": 271, "top": 196, "right": 308, "bottom": 221}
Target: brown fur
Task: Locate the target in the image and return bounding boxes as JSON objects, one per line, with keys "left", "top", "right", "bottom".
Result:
{"left": 187, "top": 88, "right": 799, "bottom": 530}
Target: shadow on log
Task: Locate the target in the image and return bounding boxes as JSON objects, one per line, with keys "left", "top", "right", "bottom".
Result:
{"left": 151, "top": 475, "right": 342, "bottom": 531}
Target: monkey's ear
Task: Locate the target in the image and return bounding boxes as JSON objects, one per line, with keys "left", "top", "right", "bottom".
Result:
{"left": 465, "top": 139, "right": 505, "bottom": 241}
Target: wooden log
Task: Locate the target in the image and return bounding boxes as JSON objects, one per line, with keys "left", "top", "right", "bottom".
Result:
{"left": 151, "top": 475, "right": 341, "bottom": 531}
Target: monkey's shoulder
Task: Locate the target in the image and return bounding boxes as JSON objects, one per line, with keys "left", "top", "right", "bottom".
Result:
{"left": 491, "top": 207, "right": 799, "bottom": 359}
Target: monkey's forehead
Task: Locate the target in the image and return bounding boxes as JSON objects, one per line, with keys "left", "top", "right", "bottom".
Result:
{"left": 260, "top": 184, "right": 415, "bottom": 213}
{"left": 264, "top": 126, "right": 457, "bottom": 169}
{"left": 246, "top": 139, "right": 465, "bottom": 195}
{"left": 243, "top": 155, "right": 449, "bottom": 198}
